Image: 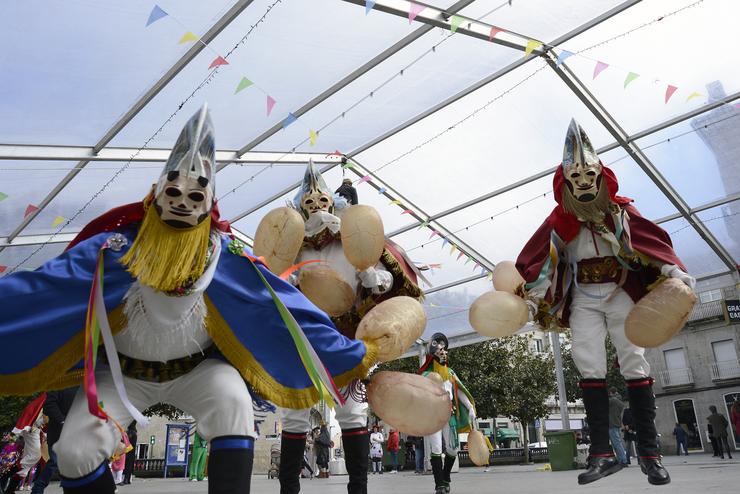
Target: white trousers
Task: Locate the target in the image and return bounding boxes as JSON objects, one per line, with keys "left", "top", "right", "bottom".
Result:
{"left": 280, "top": 385, "right": 368, "bottom": 433}
{"left": 569, "top": 283, "right": 650, "bottom": 380}
{"left": 426, "top": 424, "right": 457, "bottom": 457}
{"left": 54, "top": 359, "right": 254, "bottom": 478}
{"left": 17, "top": 430, "right": 41, "bottom": 478}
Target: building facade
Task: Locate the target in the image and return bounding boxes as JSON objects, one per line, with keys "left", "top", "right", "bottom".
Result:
{"left": 644, "top": 280, "right": 740, "bottom": 453}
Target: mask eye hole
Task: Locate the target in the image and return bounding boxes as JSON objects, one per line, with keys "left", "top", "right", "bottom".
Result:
{"left": 320, "top": 197, "right": 329, "bottom": 204}
{"left": 570, "top": 172, "right": 580, "bottom": 179}
{"left": 188, "top": 191, "right": 205, "bottom": 202}
{"left": 305, "top": 198, "right": 314, "bottom": 205}
{"left": 165, "top": 187, "right": 182, "bottom": 197}
{"left": 586, "top": 170, "right": 597, "bottom": 177}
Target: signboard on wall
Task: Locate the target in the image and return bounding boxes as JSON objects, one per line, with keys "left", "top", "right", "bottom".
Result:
{"left": 164, "top": 423, "right": 191, "bottom": 478}
{"left": 724, "top": 300, "right": 740, "bottom": 324}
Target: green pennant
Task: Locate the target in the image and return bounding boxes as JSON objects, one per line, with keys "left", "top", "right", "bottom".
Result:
{"left": 0, "top": 192, "right": 7, "bottom": 202}
{"left": 234, "top": 77, "right": 254, "bottom": 94}
{"left": 623, "top": 72, "right": 639, "bottom": 89}
{"left": 450, "top": 15, "right": 464, "bottom": 33}
{"left": 342, "top": 160, "right": 355, "bottom": 169}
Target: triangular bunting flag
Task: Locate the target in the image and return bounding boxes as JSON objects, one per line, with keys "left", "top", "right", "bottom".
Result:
{"left": 365, "top": 0, "right": 376, "bottom": 14}
{"left": 282, "top": 112, "right": 298, "bottom": 129}
{"left": 342, "top": 160, "right": 355, "bottom": 169}
{"left": 234, "top": 77, "right": 254, "bottom": 94}
{"left": 328, "top": 150, "right": 343, "bottom": 157}
{"left": 51, "top": 216, "right": 65, "bottom": 228}
{"left": 389, "top": 199, "right": 401, "bottom": 205}
{"left": 178, "top": 31, "right": 198, "bottom": 44}
{"left": 487, "top": 271, "right": 493, "bottom": 280}
{"left": 266, "top": 95, "right": 277, "bottom": 116}
{"left": 208, "top": 56, "right": 228, "bottom": 70}
{"left": 429, "top": 230, "right": 440, "bottom": 239}
{"left": 623, "top": 72, "right": 639, "bottom": 89}
{"left": 309, "top": 130, "right": 318, "bottom": 146}
{"left": 146, "top": 5, "right": 168, "bottom": 26}
{"left": 464, "top": 256, "right": 472, "bottom": 265}
{"left": 665, "top": 85, "right": 678, "bottom": 104}
{"left": 593, "top": 61, "right": 609, "bottom": 79}
{"left": 377, "top": 187, "right": 386, "bottom": 194}
{"left": 24, "top": 204, "right": 39, "bottom": 218}
{"left": 0, "top": 265, "right": 6, "bottom": 274}
{"left": 442, "top": 238, "right": 449, "bottom": 248}
{"left": 450, "top": 15, "right": 464, "bottom": 33}
{"left": 456, "top": 251, "right": 465, "bottom": 261}
{"left": 358, "top": 175, "right": 371, "bottom": 184}
{"left": 685, "top": 91, "right": 702, "bottom": 102}
{"left": 401, "top": 209, "right": 413, "bottom": 215}
{"left": 556, "top": 50, "right": 574, "bottom": 67}
{"left": 524, "top": 40, "right": 542, "bottom": 57}
{"left": 417, "top": 221, "right": 430, "bottom": 230}
{"left": 0, "top": 191, "right": 7, "bottom": 202}
{"left": 408, "top": 3, "right": 426, "bottom": 23}
{"left": 450, "top": 245, "right": 457, "bottom": 255}
{"left": 488, "top": 26, "right": 503, "bottom": 40}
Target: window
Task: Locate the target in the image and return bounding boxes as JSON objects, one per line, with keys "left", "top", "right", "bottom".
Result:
{"left": 699, "top": 289, "right": 723, "bottom": 304}
{"left": 533, "top": 338, "right": 543, "bottom": 353}
{"left": 663, "top": 348, "right": 692, "bottom": 385}
{"left": 712, "top": 340, "right": 740, "bottom": 379}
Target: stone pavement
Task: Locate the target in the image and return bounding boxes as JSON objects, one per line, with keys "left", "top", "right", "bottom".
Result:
{"left": 41, "top": 454, "right": 738, "bottom": 493}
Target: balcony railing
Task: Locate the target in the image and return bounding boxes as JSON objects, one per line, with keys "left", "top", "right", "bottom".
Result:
{"left": 657, "top": 368, "right": 694, "bottom": 388}
{"left": 688, "top": 300, "right": 725, "bottom": 323}
{"left": 710, "top": 359, "right": 740, "bottom": 381}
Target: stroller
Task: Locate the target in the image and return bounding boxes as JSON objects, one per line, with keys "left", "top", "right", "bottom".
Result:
{"left": 268, "top": 444, "right": 280, "bottom": 479}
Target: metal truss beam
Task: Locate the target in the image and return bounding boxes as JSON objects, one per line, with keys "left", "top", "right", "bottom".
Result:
{"left": 654, "top": 192, "right": 740, "bottom": 225}
{"left": 217, "top": 0, "right": 477, "bottom": 172}
{"left": 544, "top": 53, "right": 737, "bottom": 272}
{"left": 0, "top": 144, "right": 342, "bottom": 165}
{"left": 228, "top": 0, "right": 641, "bottom": 224}
{"left": 1, "top": 0, "right": 255, "bottom": 250}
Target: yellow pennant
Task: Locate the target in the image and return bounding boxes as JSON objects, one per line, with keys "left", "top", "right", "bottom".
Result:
{"left": 524, "top": 40, "right": 542, "bottom": 57}
{"left": 389, "top": 199, "right": 401, "bottom": 205}
{"left": 450, "top": 244, "right": 457, "bottom": 255}
{"left": 685, "top": 91, "right": 702, "bottom": 102}
{"left": 52, "top": 216, "right": 65, "bottom": 227}
{"left": 178, "top": 31, "right": 198, "bottom": 44}
{"left": 309, "top": 130, "right": 318, "bottom": 146}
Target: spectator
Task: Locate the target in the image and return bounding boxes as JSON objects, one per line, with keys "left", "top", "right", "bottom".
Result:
{"left": 608, "top": 388, "right": 628, "bottom": 466}
{"left": 707, "top": 423, "right": 720, "bottom": 457}
{"left": 409, "top": 435, "right": 424, "bottom": 474}
{"left": 369, "top": 425, "right": 384, "bottom": 475}
{"left": 122, "top": 422, "right": 137, "bottom": 485}
{"left": 387, "top": 429, "right": 400, "bottom": 473}
{"left": 672, "top": 423, "right": 688, "bottom": 456}
{"left": 188, "top": 430, "right": 207, "bottom": 482}
{"left": 110, "top": 433, "right": 130, "bottom": 485}
{"left": 31, "top": 388, "right": 76, "bottom": 494}
{"left": 621, "top": 408, "right": 636, "bottom": 464}
{"left": 335, "top": 178, "right": 358, "bottom": 205}
{"left": 315, "top": 424, "right": 331, "bottom": 478}
{"left": 707, "top": 406, "right": 732, "bottom": 459}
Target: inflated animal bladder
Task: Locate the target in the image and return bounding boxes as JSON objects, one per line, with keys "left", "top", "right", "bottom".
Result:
{"left": 298, "top": 264, "right": 355, "bottom": 317}
{"left": 340, "top": 205, "right": 385, "bottom": 271}
{"left": 426, "top": 371, "right": 443, "bottom": 386}
{"left": 355, "top": 296, "right": 426, "bottom": 362}
{"left": 467, "top": 430, "right": 490, "bottom": 466}
{"left": 367, "top": 371, "right": 451, "bottom": 436}
{"left": 492, "top": 260, "right": 525, "bottom": 294}
{"left": 625, "top": 278, "right": 697, "bottom": 348}
{"left": 469, "top": 291, "right": 528, "bottom": 338}
{"left": 253, "top": 207, "right": 305, "bottom": 275}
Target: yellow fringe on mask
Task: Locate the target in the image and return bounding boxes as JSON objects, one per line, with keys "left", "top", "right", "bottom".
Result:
{"left": 433, "top": 361, "right": 450, "bottom": 382}
{"left": 120, "top": 206, "right": 211, "bottom": 292}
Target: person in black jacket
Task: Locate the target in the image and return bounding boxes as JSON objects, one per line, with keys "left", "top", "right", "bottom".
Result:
{"left": 31, "top": 388, "right": 77, "bottom": 494}
{"left": 122, "top": 423, "right": 137, "bottom": 485}
{"left": 335, "top": 179, "right": 358, "bottom": 206}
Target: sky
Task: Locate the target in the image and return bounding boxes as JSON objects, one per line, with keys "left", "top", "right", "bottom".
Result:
{"left": 1, "top": 0, "right": 739, "bottom": 336}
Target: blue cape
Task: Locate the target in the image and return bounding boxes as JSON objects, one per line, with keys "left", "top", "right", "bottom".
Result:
{"left": 0, "top": 227, "right": 374, "bottom": 409}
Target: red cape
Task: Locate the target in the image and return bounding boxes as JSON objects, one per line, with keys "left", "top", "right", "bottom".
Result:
{"left": 12, "top": 393, "right": 46, "bottom": 434}
{"left": 66, "top": 200, "right": 231, "bottom": 251}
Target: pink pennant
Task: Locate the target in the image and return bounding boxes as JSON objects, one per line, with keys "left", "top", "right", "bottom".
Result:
{"left": 456, "top": 251, "right": 465, "bottom": 261}
{"left": 208, "top": 56, "right": 229, "bottom": 70}
{"left": 665, "top": 85, "right": 678, "bottom": 104}
{"left": 358, "top": 175, "right": 371, "bottom": 184}
{"left": 401, "top": 209, "right": 413, "bottom": 215}
{"left": 488, "top": 26, "right": 503, "bottom": 40}
{"left": 24, "top": 204, "right": 39, "bottom": 218}
{"left": 266, "top": 95, "right": 276, "bottom": 116}
{"left": 0, "top": 265, "right": 6, "bottom": 274}
{"left": 408, "top": 3, "right": 426, "bottom": 23}
{"left": 429, "top": 230, "right": 441, "bottom": 239}
{"left": 327, "top": 150, "right": 343, "bottom": 157}
{"left": 592, "top": 61, "right": 609, "bottom": 79}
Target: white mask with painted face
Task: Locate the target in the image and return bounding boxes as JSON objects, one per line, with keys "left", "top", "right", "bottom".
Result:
{"left": 562, "top": 119, "right": 603, "bottom": 202}
{"left": 154, "top": 172, "right": 214, "bottom": 228}
{"left": 294, "top": 159, "right": 335, "bottom": 220}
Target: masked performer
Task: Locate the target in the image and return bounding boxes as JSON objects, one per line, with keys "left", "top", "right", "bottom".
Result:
{"left": 0, "top": 106, "right": 379, "bottom": 494}
{"left": 258, "top": 161, "right": 424, "bottom": 494}
{"left": 516, "top": 119, "right": 695, "bottom": 486}
{"left": 418, "top": 333, "right": 476, "bottom": 494}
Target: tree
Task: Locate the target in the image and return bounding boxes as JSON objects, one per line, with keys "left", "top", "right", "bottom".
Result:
{"left": 494, "top": 336, "right": 556, "bottom": 463}
{"left": 561, "top": 332, "right": 626, "bottom": 402}
{"left": 0, "top": 395, "right": 37, "bottom": 436}
{"left": 143, "top": 403, "right": 184, "bottom": 421}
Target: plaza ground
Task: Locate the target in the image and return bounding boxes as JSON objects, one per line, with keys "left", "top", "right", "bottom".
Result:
{"left": 40, "top": 454, "right": 738, "bottom": 493}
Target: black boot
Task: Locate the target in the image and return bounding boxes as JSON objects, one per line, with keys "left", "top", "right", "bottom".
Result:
{"left": 207, "top": 435, "right": 254, "bottom": 494}
{"left": 342, "top": 428, "right": 369, "bottom": 494}
{"left": 627, "top": 378, "right": 670, "bottom": 486}
{"left": 430, "top": 455, "right": 445, "bottom": 494}
{"left": 577, "top": 379, "right": 623, "bottom": 485}
{"left": 278, "top": 432, "right": 306, "bottom": 494}
{"left": 4, "top": 475, "right": 21, "bottom": 494}
{"left": 442, "top": 453, "right": 456, "bottom": 492}
{"left": 61, "top": 462, "right": 115, "bottom": 494}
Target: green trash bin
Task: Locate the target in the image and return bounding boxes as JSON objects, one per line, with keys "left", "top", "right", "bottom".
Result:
{"left": 544, "top": 431, "right": 577, "bottom": 471}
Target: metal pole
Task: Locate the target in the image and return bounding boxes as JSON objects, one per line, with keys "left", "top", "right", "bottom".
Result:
{"left": 549, "top": 331, "right": 570, "bottom": 430}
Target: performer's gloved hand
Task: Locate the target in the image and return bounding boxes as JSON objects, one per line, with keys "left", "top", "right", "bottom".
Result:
{"left": 359, "top": 267, "right": 393, "bottom": 293}
{"left": 661, "top": 264, "right": 696, "bottom": 291}
{"left": 525, "top": 299, "right": 538, "bottom": 323}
